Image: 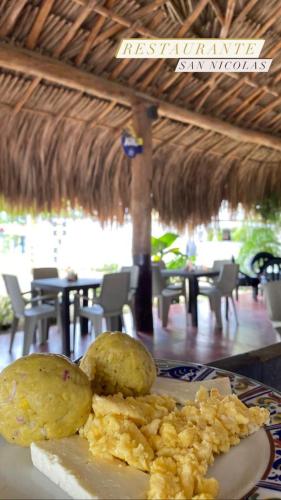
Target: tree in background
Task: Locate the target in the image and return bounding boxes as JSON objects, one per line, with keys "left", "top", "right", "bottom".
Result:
{"left": 233, "top": 196, "right": 281, "bottom": 275}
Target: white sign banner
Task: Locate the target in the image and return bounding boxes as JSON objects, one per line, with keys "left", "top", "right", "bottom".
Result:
{"left": 175, "top": 58, "right": 272, "bottom": 73}
{"left": 116, "top": 39, "right": 265, "bottom": 59}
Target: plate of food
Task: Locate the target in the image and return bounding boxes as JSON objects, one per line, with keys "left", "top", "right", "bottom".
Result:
{"left": 0, "top": 332, "right": 280, "bottom": 500}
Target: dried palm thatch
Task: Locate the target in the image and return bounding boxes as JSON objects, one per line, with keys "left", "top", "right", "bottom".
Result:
{"left": 0, "top": 0, "right": 281, "bottom": 227}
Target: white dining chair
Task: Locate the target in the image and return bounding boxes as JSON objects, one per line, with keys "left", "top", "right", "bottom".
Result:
{"left": 32, "top": 267, "right": 61, "bottom": 338}
{"left": 121, "top": 265, "right": 140, "bottom": 330}
{"left": 199, "top": 263, "right": 239, "bottom": 328}
{"left": 152, "top": 261, "right": 184, "bottom": 294}
{"left": 263, "top": 281, "right": 281, "bottom": 334}
{"left": 201, "top": 259, "right": 232, "bottom": 288}
{"left": 74, "top": 272, "right": 130, "bottom": 338}
{"left": 152, "top": 266, "right": 182, "bottom": 327}
{"left": 32, "top": 267, "right": 59, "bottom": 280}
{"left": 3, "top": 274, "right": 58, "bottom": 356}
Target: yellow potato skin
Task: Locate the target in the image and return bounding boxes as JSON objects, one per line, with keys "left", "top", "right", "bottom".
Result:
{"left": 80, "top": 332, "right": 157, "bottom": 397}
{"left": 0, "top": 354, "right": 92, "bottom": 446}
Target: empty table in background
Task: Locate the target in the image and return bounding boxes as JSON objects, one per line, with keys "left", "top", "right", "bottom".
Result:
{"left": 31, "top": 277, "right": 102, "bottom": 356}
{"left": 162, "top": 268, "right": 219, "bottom": 327}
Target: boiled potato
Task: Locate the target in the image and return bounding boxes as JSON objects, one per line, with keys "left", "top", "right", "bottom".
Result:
{"left": 80, "top": 332, "right": 156, "bottom": 396}
{"left": 0, "top": 353, "right": 92, "bottom": 446}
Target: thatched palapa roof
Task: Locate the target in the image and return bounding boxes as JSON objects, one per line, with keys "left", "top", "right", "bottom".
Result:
{"left": 0, "top": 0, "right": 281, "bottom": 227}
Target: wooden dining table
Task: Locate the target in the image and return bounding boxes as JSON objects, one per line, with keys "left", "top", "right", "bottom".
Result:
{"left": 162, "top": 267, "right": 219, "bottom": 327}
{"left": 31, "top": 277, "right": 102, "bottom": 356}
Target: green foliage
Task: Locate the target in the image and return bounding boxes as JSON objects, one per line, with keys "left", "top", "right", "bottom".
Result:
{"left": 151, "top": 233, "right": 179, "bottom": 258}
{"left": 217, "top": 230, "right": 223, "bottom": 241}
{"left": 255, "top": 195, "right": 281, "bottom": 223}
{"left": 0, "top": 296, "right": 13, "bottom": 328}
{"left": 206, "top": 228, "right": 231, "bottom": 241}
{"left": 207, "top": 228, "right": 214, "bottom": 241}
{"left": 0, "top": 211, "right": 27, "bottom": 224}
{"left": 232, "top": 225, "right": 280, "bottom": 274}
{"left": 151, "top": 232, "right": 187, "bottom": 268}
{"left": 166, "top": 254, "right": 187, "bottom": 269}
{"left": 95, "top": 263, "right": 119, "bottom": 273}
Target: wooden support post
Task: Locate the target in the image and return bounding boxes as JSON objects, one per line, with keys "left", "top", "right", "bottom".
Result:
{"left": 131, "top": 100, "right": 153, "bottom": 334}
{"left": 1, "top": 44, "right": 281, "bottom": 152}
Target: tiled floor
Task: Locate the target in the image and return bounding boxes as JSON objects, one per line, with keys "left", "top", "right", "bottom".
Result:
{"left": 0, "top": 291, "right": 279, "bottom": 371}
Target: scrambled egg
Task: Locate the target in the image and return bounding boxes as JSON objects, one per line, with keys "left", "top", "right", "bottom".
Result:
{"left": 81, "top": 387, "right": 269, "bottom": 500}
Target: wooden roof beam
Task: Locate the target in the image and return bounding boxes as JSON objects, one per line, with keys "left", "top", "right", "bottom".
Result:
{"left": 193, "top": 0, "right": 236, "bottom": 111}
{"left": 208, "top": 0, "right": 224, "bottom": 26}
{"left": 2, "top": 100, "right": 277, "bottom": 166}
{"left": 232, "top": 0, "right": 259, "bottom": 28}
{"left": 1, "top": 43, "right": 281, "bottom": 152}
{"left": 131, "top": 0, "right": 167, "bottom": 19}
{"left": 220, "top": 0, "right": 236, "bottom": 38}
{"left": 53, "top": 1, "right": 96, "bottom": 57}
{"left": 75, "top": 14, "right": 106, "bottom": 66}
{"left": 26, "top": 0, "right": 55, "bottom": 50}
{"left": 139, "top": 0, "right": 209, "bottom": 91}
{"left": 13, "top": 76, "right": 41, "bottom": 114}
{"left": 72, "top": 0, "right": 167, "bottom": 17}
{"left": 0, "top": 0, "right": 28, "bottom": 37}
{"left": 75, "top": 0, "right": 145, "bottom": 67}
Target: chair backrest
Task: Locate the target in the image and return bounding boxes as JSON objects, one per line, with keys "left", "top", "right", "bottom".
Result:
{"left": 263, "top": 281, "right": 281, "bottom": 322}
{"left": 99, "top": 272, "right": 131, "bottom": 313}
{"left": 216, "top": 264, "right": 239, "bottom": 295}
{"left": 250, "top": 252, "right": 274, "bottom": 276}
{"left": 121, "top": 266, "right": 140, "bottom": 291}
{"left": 2, "top": 274, "right": 25, "bottom": 316}
{"left": 32, "top": 267, "right": 59, "bottom": 279}
{"left": 152, "top": 260, "right": 166, "bottom": 269}
{"left": 261, "top": 257, "right": 281, "bottom": 282}
{"left": 152, "top": 266, "right": 166, "bottom": 296}
{"left": 212, "top": 260, "right": 232, "bottom": 272}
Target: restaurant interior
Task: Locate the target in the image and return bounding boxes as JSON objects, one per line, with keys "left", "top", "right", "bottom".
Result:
{"left": 1, "top": 1, "right": 281, "bottom": 499}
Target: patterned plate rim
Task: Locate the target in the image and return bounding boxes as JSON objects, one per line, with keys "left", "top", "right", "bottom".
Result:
{"left": 156, "top": 359, "right": 281, "bottom": 500}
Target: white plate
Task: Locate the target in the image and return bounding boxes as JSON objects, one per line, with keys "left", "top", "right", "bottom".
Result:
{"left": 0, "top": 366, "right": 278, "bottom": 500}
{"left": 0, "top": 428, "right": 270, "bottom": 500}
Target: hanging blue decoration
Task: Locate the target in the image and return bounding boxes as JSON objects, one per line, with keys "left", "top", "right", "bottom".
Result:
{"left": 121, "top": 129, "right": 143, "bottom": 158}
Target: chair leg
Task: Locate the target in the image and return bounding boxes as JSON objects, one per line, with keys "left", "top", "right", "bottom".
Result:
{"left": 208, "top": 296, "right": 214, "bottom": 312}
{"left": 72, "top": 294, "right": 83, "bottom": 352}
{"left": 159, "top": 296, "right": 171, "bottom": 328}
{"left": 105, "top": 316, "right": 120, "bottom": 331}
{"left": 121, "top": 313, "right": 127, "bottom": 334}
{"left": 129, "top": 299, "right": 136, "bottom": 331}
{"left": 37, "top": 319, "right": 48, "bottom": 345}
{"left": 230, "top": 295, "right": 239, "bottom": 325}
{"left": 23, "top": 316, "right": 37, "bottom": 356}
{"left": 56, "top": 299, "right": 62, "bottom": 333}
{"left": 252, "top": 286, "right": 258, "bottom": 301}
{"left": 9, "top": 316, "right": 19, "bottom": 353}
{"left": 211, "top": 294, "right": 222, "bottom": 328}
{"left": 157, "top": 297, "right": 161, "bottom": 319}
{"left": 235, "top": 286, "right": 239, "bottom": 301}
{"left": 92, "top": 314, "right": 103, "bottom": 336}
{"left": 71, "top": 309, "right": 76, "bottom": 354}
{"left": 225, "top": 297, "right": 229, "bottom": 320}
{"left": 39, "top": 319, "right": 48, "bottom": 344}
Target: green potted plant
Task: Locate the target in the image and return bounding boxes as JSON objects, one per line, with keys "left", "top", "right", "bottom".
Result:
{"left": 0, "top": 296, "right": 13, "bottom": 330}
{"left": 151, "top": 232, "right": 187, "bottom": 269}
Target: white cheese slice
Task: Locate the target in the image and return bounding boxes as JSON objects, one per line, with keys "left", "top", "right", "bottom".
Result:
{"left": 30, "top": 377, "right": 232, "bottom": 500}
{"left": 30, "top": 436, "right": 149, "bottom": 500}
{"left": 152, "top": 376, "right": 232, "bottom": 404}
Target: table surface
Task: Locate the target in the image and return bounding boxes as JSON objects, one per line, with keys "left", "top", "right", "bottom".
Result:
{"left": 162, "top": 267, "right": 219, "bottom": 278}
{"left": 31, "top": 277, "right": 102, "bottom": 291}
